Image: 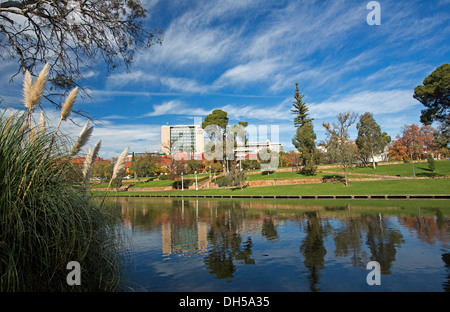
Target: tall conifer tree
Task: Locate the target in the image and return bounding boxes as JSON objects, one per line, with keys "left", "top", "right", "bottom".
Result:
{"left": 291, "top": 84, "right": 317, "bottom": 175}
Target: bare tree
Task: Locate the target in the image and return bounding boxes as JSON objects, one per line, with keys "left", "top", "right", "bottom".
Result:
{"left": 323, "top": 112, "right": 358, "bottom": 187}
{"left": 1, "top": 0, "right": 162, "bottom": 116}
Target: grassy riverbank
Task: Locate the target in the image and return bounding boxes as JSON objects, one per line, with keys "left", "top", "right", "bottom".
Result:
{"left": 320, "top": 159, "right": 450, "bottom": 178}
{"left": 97, "top": 178, "right": 450, "bottom": 197}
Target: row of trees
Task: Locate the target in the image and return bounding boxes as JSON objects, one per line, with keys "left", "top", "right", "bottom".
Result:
{"left": 290, "top": 85, "right": 391, "bottom": 186}
{"left": 290, "top": 63, "right": 449, "bottom": 186}
{"left": 91, "top": 153, "right": 228, "bottom": 181}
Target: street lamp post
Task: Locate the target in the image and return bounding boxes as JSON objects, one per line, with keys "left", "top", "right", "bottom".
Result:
{"left": 195, "top": 171, "right": 198, "bottom": 190}
{"left": 181, "top": 172, "right": 184, "bottom": 191}
{"left": 411, "top": 139, "right": 416, "bottom": 180}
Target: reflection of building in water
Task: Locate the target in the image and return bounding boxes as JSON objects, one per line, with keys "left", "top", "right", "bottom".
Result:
{"left": 162, "top": 221, "right": 208, "bottom": 255}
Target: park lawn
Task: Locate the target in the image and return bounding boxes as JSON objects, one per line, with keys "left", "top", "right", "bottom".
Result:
{"left": 320, "top": 159, "right": 450, "bottom": 177}
{"left": 183, "top": 172, "right": 211, "bottom": 178}
{"left": 132, "top": 179, "right": 176, "bottom": 187}
{"left": 89, "top": 179, "right": 176, "bottom": 189}
{"left": 89, "top": 181, "right": 110, "bottom": 189}
{"left": 112, "top": 178, "right": 450, "bottom": 196}
{"left": 246, "top": 170, "right": 373, "bottom": 181}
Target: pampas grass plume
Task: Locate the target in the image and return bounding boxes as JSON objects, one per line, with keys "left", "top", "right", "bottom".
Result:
{"left": 24, "top": 63, "right": 49, "bottom": 111}
{"left": 83, "top": 140, "right": 101, "bottom": 184}
{"left": 61, "top": 87, "right": 78, "bottom": 121}
{"left": 23, "top": 71, "right": 33, "bottom": 110}
{"left": 109, "top": 146, "right": 129, "bottom": 187}
{"left": 72, "top": 120, "right": 94, "bottom": 156}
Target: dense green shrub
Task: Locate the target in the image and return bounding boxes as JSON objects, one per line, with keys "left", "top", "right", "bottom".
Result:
{"left": 172, "top": 179, "right": 194, "bottom": 189}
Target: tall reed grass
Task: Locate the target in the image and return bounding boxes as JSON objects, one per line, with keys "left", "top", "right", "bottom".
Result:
{"left": 0, "top": 68, "right": 126, "bottom": 291}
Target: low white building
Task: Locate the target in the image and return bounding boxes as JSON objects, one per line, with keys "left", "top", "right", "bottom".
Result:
{"left": 234, "top": 140, "right": 285, "bottom": 160}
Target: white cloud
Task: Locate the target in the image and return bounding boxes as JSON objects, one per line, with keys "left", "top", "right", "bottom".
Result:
{"left": 137, "top": 4, "right": 241, "bottom": 67}
{"left": 309, "top": 90, "right": 420, "bottom": 119}
{"left": 106, "top": 70, "right": 158, "bottom": 87}
{"left": 160, "top": 77, "right": 212, "bottom": 94}
{"left": 222, "top": 98, "right": 292, "bottom": 122}
{"left": 215, "top": 59, "right": 282, "bottom": 87}
{"left": 143, "top": 100, "right": 209, "bottom": 117}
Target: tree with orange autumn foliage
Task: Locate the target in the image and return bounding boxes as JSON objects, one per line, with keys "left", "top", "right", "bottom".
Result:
{"left": 388, "top": 124, "right": 436, "bottom": 160}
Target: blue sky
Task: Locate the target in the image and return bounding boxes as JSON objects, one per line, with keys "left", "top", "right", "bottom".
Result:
{"left": 1, "top": 0, "right": 449, "bottom": 159}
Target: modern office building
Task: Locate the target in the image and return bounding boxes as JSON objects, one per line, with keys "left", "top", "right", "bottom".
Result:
{"left": 161, "top": 124, "right": 205, "bottom": 156}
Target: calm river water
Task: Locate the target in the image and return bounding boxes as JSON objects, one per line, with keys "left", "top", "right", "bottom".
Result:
{"left": 105, "top": 197, "right": 450, "bottom": 292}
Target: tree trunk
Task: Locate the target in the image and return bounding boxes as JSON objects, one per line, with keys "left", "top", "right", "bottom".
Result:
{"left": 371, "top": 150, "right": 376, "bottom": 169}
{"left": 344, "top": 165, "right": 348, "bottom": 187}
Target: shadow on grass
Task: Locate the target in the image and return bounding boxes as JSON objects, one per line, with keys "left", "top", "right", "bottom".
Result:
{"left": 417, "top": 166, "right": 443, "bottom": 178}
{"left": 416, "top": 172, "right": 443, "bottom": 178}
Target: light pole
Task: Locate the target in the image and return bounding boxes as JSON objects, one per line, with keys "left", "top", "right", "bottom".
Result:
{"left": 411, "top": 139, "right": 416, "bottom": 180}
{"left": 181, "top": 172, "right": 184, "bottom": 191}
{"left": 195, "top": 170, "right": 198, "bottom": 190}
{"left": 274, "top": 169, "right": 277, "bottom": 186}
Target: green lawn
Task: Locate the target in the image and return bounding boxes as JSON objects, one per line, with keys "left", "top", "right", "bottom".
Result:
{"left": 131, "top": 179, "right": 175, "bottom": 188}
{"left": 90, "top": 160, "right": 450, "bottom": 190}
{"left": 104, "top": 178, "right": 450, "bottom": 196}
{"left": 246, "top": 170, "right": 372, "bottom": 181}
{"left": 320, "top": 159, "right": 450, "bottom": 177}
{"left": 90, "top": 179, "right": 176, "bottom": 189}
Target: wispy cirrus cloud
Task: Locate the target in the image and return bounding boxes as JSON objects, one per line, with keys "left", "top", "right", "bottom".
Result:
{"left": 143, "top": 100, "right": 210, "bottom": 117}
{"left": 215, "top": 58, "right": 284, "bottom": 87}
{"left": 309, "top": 89, "right": 420, "bottom": 119}
{"left": 160, "top": 77, "right": 212, "bottom": 94}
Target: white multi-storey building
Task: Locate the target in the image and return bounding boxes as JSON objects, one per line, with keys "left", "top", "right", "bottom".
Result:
{"left": 161, "top": 125, "right": 204, "bottom": 157}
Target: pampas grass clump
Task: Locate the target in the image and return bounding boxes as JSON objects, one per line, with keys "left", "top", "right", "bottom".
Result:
{"left": 0, "top": 68, "right": 126, "bottom": 291}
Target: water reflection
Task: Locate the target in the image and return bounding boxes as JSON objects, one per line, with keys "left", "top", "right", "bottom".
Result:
{"left": 105, "top": 198, "right": 450, "bottom": 292}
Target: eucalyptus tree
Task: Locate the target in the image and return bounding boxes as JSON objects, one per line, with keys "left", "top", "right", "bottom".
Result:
{"left": 356, "top": 112, "right": 391, "bottom": 169}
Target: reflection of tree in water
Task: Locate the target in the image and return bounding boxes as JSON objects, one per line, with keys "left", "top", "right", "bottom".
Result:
{"left": 365, "top": 214, "right": 404, "bottom": 274}
{"left": 261, "top": 217, "right": 279, "bottom": 242}
{"left": 398, "top": 208, "right": 449, "bottom": 245}
{"left": 333, "top": 217, "right": 368, "bottom": 268}
{"left": 203, "top": 207, "right": 255, "bottom": 279}
{"left": 333, "top": 214, "right": 404, "bottom": 274}
{"left": 300, "top": 211, "right": 405, "bottom": 291}
{"left": 299, "top": 212, "right": 328, "bottom": 292}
